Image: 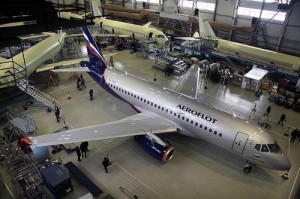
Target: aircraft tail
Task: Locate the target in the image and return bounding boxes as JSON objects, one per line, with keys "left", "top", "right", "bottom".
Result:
{"left": 198, "top": 13, "right": 216, "bottom": 38}
{"left": 91, "top": 0, "right": 102, "bottom": 17}
{"left": 82, "top": 26, "right": 107, "bottom": 75}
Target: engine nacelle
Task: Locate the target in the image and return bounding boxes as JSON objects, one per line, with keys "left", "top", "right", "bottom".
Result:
{"left": 134, "top": 133, "right": 174, "bottom": 162}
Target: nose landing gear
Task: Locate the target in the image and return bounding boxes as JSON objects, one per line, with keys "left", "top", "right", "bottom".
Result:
{"left": 244, "top": 161, "right": 255, "bottom": 173}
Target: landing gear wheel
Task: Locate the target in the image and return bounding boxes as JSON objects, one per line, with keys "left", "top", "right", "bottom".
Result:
{"left": 243, "top": 166, "right": 252, "bottom": 173}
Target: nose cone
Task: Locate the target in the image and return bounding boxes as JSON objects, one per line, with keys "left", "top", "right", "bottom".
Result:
{"left": 273, "top": 154, "right": 291, "bottom": 171}
{"left": 165, "top": 40, "right": 170, "bottom": 46}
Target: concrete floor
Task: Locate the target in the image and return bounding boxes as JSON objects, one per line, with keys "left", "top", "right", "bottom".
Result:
{"left": 1, "top": 47, "right": 300, "bottom": 199}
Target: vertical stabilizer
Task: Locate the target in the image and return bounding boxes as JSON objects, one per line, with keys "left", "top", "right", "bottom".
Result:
{"left": 82, "top": 26, "right": 107, "bottom": 75}
{"left": 91, "top": 0, "right": 102, "bottom": 17}
{"left": 198, "top": 13, "right": 216, "bottom": 38}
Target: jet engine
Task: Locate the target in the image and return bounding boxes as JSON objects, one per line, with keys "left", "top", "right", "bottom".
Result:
{"left": 134, "top": 132, "right": 174, "bottom": 162}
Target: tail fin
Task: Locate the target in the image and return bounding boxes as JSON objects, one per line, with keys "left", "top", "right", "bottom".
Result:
{"left": 91, "top": 0, "right": 102, "bottom": 17}
{"left": 82, "top": 26, "right": 107, "bottom": 75}
{"left": 198, "top": 13, "right": 216, "bottom": 38}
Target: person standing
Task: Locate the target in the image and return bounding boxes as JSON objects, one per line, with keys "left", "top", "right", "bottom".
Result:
{"left": 80, "top": 142, "right": 87, "bottom": 158}
{"left": 290, "top": 128, "right": 298, "bottom": 143}
{"left": 89, "top": 89, "right": 94, "bottom": 101}
{"left": 76, "top": 146, "right": 81, "bottom": 161}
{"left": 102, "top": 157, "right": 109, "bottom": 173}
{"left": 83, "top": 141, "right": 89, "bottom": 151}
{"left": 278, "top": 113, "right": 286, "bottom": 126}
{"left": 55, "top": 106, "right": 60, "bottom": 123}
{"left": 264, "top": 105, "right": 271, "bottom": 117}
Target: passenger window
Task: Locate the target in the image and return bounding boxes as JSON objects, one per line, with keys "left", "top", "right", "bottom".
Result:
{"left": 261, "top": 144, "right": 269, "bottom": 152}
{"left": 219, "top": 133, "right": 222, "bottom": 137}
{"left": 214, "top": 131, "right": 217, "bottom": 135}
{"left": 204, "top": 127, "right": 207, "bottom": 130}
{"left": 191, "top": 120, "right": 193, "bottom": 124}
{"left": 254, "top": 144, "right": 261, "bottom": 151}
{"left": 182, "top": 116, "right": 185, "bottom": 120}
{"left": 195, "top": 122, "right": 198, "bottom": 126}
{"left": 209, "top": 129, "right": 212, "bottom": 132}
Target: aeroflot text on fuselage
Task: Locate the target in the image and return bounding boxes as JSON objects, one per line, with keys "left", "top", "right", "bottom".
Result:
{"left": 177, "top": 104, "right": 217, "bottom": 124}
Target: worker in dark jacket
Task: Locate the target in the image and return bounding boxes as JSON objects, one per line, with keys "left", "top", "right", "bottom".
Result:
{"left": 290, "top": 128, "right": 299, "bottom": 143}
{"left": 76, "top": 146, "right": 81, "bottom": 161}
{"left": 80, "top": 142, "right": 87, "bottom": 158}
{"left": 278, "top": 113, "right": 286, "bottom": 126}
{"left": 102, "top": 157, "right": 109, "bottom": 173}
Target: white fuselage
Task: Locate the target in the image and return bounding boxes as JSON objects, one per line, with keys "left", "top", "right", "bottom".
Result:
{"left": 0, "top": 34, "right": 65, "bottom": 88}
{"left": 90, "top": 66, "right": 290, "bottom": 171}
{"left": 216, "top": 39, "right": 300, "bottom": 71}
{"left": 60, "top": 12, "right": 169, "bottom": 46}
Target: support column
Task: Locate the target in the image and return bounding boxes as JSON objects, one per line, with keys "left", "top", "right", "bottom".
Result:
{"left": 229, "top": 0, "right": 240, "bottom": 40}
{"left": 276, "top": 1, "right": 295, "bottom": 51}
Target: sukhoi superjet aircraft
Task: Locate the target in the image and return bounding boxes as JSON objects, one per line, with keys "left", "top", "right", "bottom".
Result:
{"left": 28, "top": 26, "right": 291, "bottom": 173}
{"left": 0, "top": 33, "right": 66, "bottom": 88}
{"left": 60, "top": 0, "right": 169, "bottom": 47}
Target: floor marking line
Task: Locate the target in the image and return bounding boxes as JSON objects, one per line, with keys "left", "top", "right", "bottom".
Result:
{"left": 288, "top": 166, "right": 300, "bottom": 199}
{"left": 94, "top": 146, "right": 161, "bottom": 196}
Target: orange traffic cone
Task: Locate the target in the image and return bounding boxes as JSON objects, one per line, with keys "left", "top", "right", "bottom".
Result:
{"left": 67, "top": 92, "right": 72, "bottom": 100}
{"left": 281, "top": 171, "right": 289, "bottom": 180}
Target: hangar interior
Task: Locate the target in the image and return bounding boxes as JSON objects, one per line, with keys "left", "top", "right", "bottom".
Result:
{"left": 0, "top": 0, "right": 300, "bottom": 198}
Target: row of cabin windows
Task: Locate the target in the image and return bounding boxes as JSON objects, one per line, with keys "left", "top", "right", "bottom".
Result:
{"left": 105, "top": 25, "right": 146, "bottom": 36}
{"left": 109, "top": 83, "right": 222, "bottom": 138}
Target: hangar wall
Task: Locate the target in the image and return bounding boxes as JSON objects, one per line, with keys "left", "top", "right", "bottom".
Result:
{"left": 51, "top": 0, "right": 300, "bottom": 56}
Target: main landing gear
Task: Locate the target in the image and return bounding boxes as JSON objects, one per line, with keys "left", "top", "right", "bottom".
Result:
{"left": 243, "top": 161, "right": 255, "bottom": 173}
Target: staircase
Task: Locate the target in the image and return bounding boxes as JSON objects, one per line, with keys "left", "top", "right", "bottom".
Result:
{"left": 224, "top": 56, "right": 236, "bottom": 67}
{"left": 17, "top": 81, "right": 59, "bottom": 110}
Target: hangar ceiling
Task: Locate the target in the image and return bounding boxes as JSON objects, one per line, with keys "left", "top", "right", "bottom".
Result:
{"left": 0, "top": 0, "right": 94, "bottom": 48}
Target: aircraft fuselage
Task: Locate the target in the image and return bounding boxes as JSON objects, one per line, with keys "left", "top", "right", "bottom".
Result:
{"left": 86, "top": 65, "right": 290, "bottom": 171}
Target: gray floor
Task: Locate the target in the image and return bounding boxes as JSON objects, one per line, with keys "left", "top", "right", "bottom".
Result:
{"left": 1, "top": 47, "right": 300, "bottom": 199}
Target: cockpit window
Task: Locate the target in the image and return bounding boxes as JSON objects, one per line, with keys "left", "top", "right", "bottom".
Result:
{"left": 261, "top": 144, "right": 269, "bottom": 152}
{"left": 268, "top": 142, "right": 281, "bottom": 153}
{"left": 254, "top": 144, "right": 261, "bottom": 151}
{"left": 157, "top": 34, "right": 165, "bottom": 38}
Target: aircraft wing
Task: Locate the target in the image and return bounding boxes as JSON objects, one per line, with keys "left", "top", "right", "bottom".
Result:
{"left": 36, "top": 58, "right": 89, "bottom": 73}
{"left": 28, "top": 113, "right": 177, "bottom": 146}
{"left": 51, "top": 67, "right": 90, "bottom": 72}
{"left": 175, "top": 37, "right": 200, "bottom": 41}
{"left": 175, "top": 63, "right": 200, "bottom": 98}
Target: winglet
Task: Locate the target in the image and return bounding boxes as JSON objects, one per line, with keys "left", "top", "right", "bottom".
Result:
{"left": 143, "top": 22, "right": 152, "bottom": 27}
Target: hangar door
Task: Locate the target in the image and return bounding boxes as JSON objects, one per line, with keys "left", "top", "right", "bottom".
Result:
{"left": 232, "top": 132, "right": 249, "bottom": 154}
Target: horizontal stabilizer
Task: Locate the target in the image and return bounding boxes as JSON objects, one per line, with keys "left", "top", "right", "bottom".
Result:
{"left": 175, "top": 59, "right": 201, "bottom": 98}
{"left": 36, "top": 58, "right": 88, "bottom": 73}
{"left": 143, "top": 22, "right": 152, "bottom": 27}
{"left": 28, "top": 113, "right": 177, "bottom": 146}
{"left": 175, "top": 37, "right": 200, "bottom": 41}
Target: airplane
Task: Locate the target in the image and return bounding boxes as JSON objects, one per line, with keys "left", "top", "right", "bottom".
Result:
{"left": 0, "top": 33, "right": 66, "bottom": 89}
{"left": 60, "top": 0, "right": 170, "bottom": 47}
{"left": 176, "top": 13, "right": 300, "bottom": 73}
{"left": 27, "top": 25, "right": 291, "bottom": 174}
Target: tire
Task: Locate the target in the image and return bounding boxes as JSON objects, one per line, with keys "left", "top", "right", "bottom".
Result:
{"left": 243, "top": 166, "right": 252, "bottom": 173}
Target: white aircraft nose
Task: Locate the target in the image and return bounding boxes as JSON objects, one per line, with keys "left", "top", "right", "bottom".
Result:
{"left": 274, "top": 154, "right": 291, "bottom": 171}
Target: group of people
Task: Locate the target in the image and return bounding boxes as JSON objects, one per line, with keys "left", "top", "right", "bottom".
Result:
{"left": 290, "top": 128, "right": 300, "bottom": 143}
{"left": 75, "top": 141, "right": 89, "bottom": 161}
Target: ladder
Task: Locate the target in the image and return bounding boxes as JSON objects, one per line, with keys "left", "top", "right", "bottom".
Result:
{"left": 17, "top": 80, "right": 59, "bottom": 111}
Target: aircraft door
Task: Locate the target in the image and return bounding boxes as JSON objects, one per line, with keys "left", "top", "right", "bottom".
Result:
{"left": 232, "top": 132, "right": 249, "bottom": 154}
{"left": 149, "top": 32, "right": 153, "bottom": 39}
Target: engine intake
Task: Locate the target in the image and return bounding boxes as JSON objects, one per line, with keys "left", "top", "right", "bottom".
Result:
{"left": 134, "top": 133, "right": 174, "bottom": 162}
